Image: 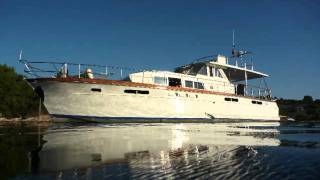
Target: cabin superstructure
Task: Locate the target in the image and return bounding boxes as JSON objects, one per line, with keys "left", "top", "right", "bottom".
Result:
{"left": 129, "top": 55, "right": 272, "bottom": 99}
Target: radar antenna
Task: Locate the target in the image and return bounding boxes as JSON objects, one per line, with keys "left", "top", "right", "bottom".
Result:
{"left": 231, "top": 30, "right": 252, "bottom": 58}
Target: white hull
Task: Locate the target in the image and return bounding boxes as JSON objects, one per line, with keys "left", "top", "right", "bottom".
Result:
{"left": 30, "top": 79, "right": 280, "bottom": 121}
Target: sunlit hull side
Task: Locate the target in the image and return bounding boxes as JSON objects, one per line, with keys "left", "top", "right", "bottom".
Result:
{"left": 28, "top": 78, "right": 280, "bottom": 122}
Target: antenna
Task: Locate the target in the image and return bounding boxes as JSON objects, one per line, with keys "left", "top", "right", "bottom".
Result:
{"left": 19, "top": 49, "right": 23, "bottom": 60}
{"left": 231, "top": 29, "right": 237, "bottom": 57}
{"left": 231, "top": 30, "right": 251, "bottom": 58}
{"left": 232, "top": 29, "right": 235, "bottom": 48}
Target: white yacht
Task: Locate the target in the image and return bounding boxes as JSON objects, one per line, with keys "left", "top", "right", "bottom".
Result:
{"left": 20, "top": 49, "right": 280, "bottom": 122}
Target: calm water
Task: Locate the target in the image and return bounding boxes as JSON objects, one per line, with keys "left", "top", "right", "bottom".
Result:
{"left": 1, "top": 121, "right": 320, "bottom": 179}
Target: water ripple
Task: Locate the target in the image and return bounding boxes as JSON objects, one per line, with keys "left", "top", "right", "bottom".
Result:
{"left": 2, "top": 121, "right": 320, "bottom": 179}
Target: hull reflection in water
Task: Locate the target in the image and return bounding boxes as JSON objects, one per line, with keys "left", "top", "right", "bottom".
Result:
{"left": 38, "top": 122, "right": 280, "bottom": 174}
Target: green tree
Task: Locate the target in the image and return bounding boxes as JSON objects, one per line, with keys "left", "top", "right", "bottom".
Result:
{"left": 302, "top": 95, "right": 313, "bottom": 104}
{"left": 0, "top": 64, "right": 40, "bottom": 118}
{"left": 277, "top": 96, "right": 320, "bottom": 121}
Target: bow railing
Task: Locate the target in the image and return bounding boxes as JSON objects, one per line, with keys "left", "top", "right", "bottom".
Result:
{"left": 19, "top": 59, "right": 139, "bottom": 80}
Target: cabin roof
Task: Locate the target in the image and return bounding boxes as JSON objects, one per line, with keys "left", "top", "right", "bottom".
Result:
{"left": 209, "top": 61, "right": 268, "bottom": 81}
{"left": 175, "top": 59, "right": 268, "bottom": 82}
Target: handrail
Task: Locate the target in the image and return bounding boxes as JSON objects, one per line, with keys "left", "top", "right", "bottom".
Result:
{"left": 19, "top": 59, "right": 137, "bottom": 71}
{"left": 19, "top": 59, "right": 140, "bottom": 80}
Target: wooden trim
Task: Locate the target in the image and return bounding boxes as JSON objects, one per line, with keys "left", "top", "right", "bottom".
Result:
{"left": 28, "top": 77, "right": 274, "bottom": 102}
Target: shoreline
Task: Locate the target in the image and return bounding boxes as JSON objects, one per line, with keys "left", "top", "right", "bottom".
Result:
{"left": 0, "top": 115, "right": 52, "bottom": 126}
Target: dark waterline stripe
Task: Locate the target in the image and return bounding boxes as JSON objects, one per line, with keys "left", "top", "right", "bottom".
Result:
{"left": 50, "top": 114, "right": 279, "bottom": 123}
{"left": 51, "top": 114, "right": 212, "bottom": 123}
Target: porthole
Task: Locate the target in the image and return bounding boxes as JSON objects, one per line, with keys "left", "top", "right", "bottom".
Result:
{"left": 91, "top": 88, "right": 101, "bottom": 92}
{"left": 124, "top": 89, "right": 149, "bottom": 95}
{"left": 252, "top": 100, "right": 262, "bottom": 105}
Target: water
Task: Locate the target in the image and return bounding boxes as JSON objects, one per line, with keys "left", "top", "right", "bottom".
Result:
{"left": 1, "top": 121, "right": 320, "bottom": 179}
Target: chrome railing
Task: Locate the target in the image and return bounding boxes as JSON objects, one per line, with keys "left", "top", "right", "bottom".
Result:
{"left": 235, "top": 83, "right": 272, "bottom": 100}
{"left": 19, "top": 60, "right": 138, "bottom": 80}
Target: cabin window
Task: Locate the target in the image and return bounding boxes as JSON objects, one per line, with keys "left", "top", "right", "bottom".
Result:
{"left": 154, "top": 76, "right": 167, "bottom": 85}
{"left": 124, "top": 90, "right": 136, "bottom": 94}
{"left": 138, "top": 90, "right": 149, "bottom": 94}
{"left": 232, "top": 98, "right": 238, "bottom": 102}
{"left": 225, "top": 97, "right": 238, "bottom": 102}
{"left": 185, "top": 80, "right": 193, "bottom": 88}
{"left": 194, "top": 82, "right": 204, "bottom": 89}
{"left": 124, "top": 89, "right": 149, "bottom": 95}
{"left": 209, "top": 67, "right": 214, "bottom": 77}
{"left": 168, "top": 77, "right": 182, "bottom": 87}
{"left": 215, "top": 69, "right": 223, "bottom": 78}
{"left": 198, "top": 66, "right": 207, "bottom": 75}
{"left": 91, "top": 88, "right": 101, "bottom": 92}
{"left": 252, "top": 100, "right": 262, "bottom": 105}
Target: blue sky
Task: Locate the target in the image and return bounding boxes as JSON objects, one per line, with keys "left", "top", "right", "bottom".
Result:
{"left": 0, "top": 0, "right": 319, "bottom": 99}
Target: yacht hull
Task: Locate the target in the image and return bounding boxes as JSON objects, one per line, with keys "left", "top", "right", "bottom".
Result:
{"left": 28, "top": 78, "right": 280, "bottom": 122}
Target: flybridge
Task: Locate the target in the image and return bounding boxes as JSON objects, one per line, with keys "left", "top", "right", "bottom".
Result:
{"left": 175, "top": 55, "right": 269, "bottom": 82}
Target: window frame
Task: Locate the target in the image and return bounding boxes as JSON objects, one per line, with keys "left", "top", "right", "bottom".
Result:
{"left": 185, "top": 80, "right": 193, "bottom": 88}
{"left": 154, "top": 76, "right": 168, "bottom": 85}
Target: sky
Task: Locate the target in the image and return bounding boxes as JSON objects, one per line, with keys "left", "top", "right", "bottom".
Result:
{"left": 0, "top": 0, "right": 319, "bottom": 99}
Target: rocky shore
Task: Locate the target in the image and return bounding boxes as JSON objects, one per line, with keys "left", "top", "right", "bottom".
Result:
{"left": 0, "top": 115, "right": 52, "bottom": 126}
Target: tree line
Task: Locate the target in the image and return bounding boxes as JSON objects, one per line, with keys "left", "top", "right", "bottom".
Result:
{"left": 277, "top": 96, "right": 320, "bottom": 121}
{"left": 0, "top": 64, "right": 41, "bottom": 118}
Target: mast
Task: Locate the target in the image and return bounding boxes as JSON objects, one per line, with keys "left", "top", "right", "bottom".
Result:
{"left": 231, "top": 29, "right": 251, "bottom": 96}
{"left": 232, "top": 29, "right": 235, "bottom": 50}
{"left": 244, "top": 62, "right": 248, "bottom": 96}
